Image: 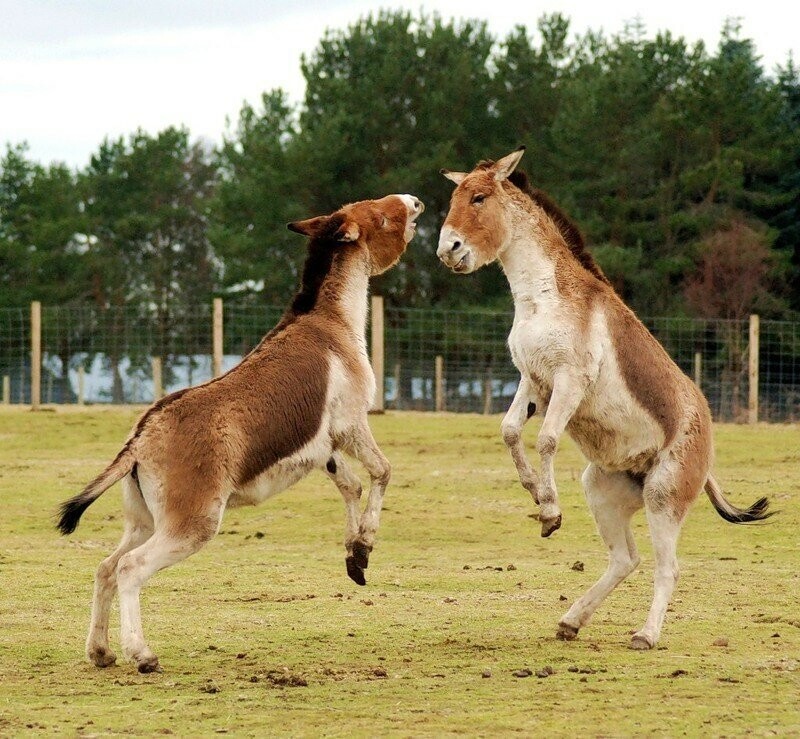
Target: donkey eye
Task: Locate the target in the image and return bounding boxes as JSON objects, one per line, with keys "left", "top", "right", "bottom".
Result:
{"left": 471, "top": 194, "right": 486, "bottom": 205}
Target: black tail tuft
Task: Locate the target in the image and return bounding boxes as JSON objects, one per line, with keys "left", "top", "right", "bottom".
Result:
{"left": 715, "top": 496, "right": 776, "bottom": 524}
{"left": 56, "top": 493, "right": 94, "bottom": 535}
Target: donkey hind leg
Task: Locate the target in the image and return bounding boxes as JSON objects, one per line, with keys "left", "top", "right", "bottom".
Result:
{"left": 116, "top": 506, "right": 222, "bottom": 673}
{"left": 86, "top": 475, "right": 154, "bottom": 668}
{"left": 500, "top": 376, "right": 541, "bottom": 505}
{"left": 536, "top": 369, "right": 587, "bottom": 537}
{"left": 630, "top": 456, "right": 701, "bottom": 650}
{"left": 630, "top": 504, "right": 683, "bottom": 650}
{"left": 325, "top": 451, "right": 366, "bottom": 585}
{"left": 340, "top": 421, "right": 391, "bottom": 586}
{"left": 557, "top": 465, "right": 643, "bottom": 641}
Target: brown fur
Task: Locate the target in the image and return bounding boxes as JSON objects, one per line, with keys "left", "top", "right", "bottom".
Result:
{"left": 57, "top": 193, "right": 422, "bottom": 673}
{"left": 439, "top": 149, "right": 772, "bottom": 649}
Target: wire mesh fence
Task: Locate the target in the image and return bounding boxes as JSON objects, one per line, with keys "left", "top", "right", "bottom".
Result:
{"left": 1, "top": 302, "right": 799, "bottom": 422}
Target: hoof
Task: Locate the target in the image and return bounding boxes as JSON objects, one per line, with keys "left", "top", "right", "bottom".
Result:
{"left": 541, "top": 514, "right": 562, "bottom": 538}
{"left": 88, "top": 647, "right": 117, "bottom": 668}
{"left": 136, "top": 656, "right": 163, "bottom": 674}
{"left": 629, "top": 634, "right": 654, "bottom": 650}
{"left": 352, "top": 541, "right": 372, "bottom": 571}
{"left": 556, "top": 622, "right": 579, "bottom": 641}
{"left": 346, "top": 556, "right": 366, "bottom": 586}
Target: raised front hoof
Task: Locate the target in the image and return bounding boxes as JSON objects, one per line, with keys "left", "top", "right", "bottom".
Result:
{"left": 87, "top": 646, "right": 117, "bottom": 668}
{"left": 346, "top": 556, "right": 367, "bottom": 586}
{"left": 351, "top": 541, "right": 372, "bottom": 571}
{"left": 629, "top": 633, "right": 655, "bottom": 651}
{"left": 540, "top": 514, "right": 562, "bottom": 538}
{"left": 556, "top": 622, "right": 579, "bottom": 641}
{"left": 136, "top": 655, "right": 163, "bottom": 674}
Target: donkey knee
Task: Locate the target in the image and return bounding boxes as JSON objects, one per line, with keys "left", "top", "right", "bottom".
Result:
{"left": 501, "top": 421, "right": 521, "bottom": 448}
{"left": 374, "top": 459, "right": 391, "bottom": 487}
{"left": 536, "top": 432, "right": 557, "bottom": 458}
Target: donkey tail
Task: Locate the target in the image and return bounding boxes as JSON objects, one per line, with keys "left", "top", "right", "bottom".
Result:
{"left": 56, "top": 445, "right": 136, "bottom": 535}
{"left": 704, "top": 475, "right": 775, "bottom": 524}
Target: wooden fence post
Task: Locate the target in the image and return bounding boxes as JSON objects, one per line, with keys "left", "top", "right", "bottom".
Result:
{"left": 393, "top": 362, "right": 401, "bottom": 409}
{"left": 483, "top": 371, "right": 493, "bottom": 415}
{"left": 2, "top": 376, "right": 9, "bottom": 404}
{"left": 370, "top": 296, "right": 385, "bottom": 412}
{"left": 435, "top": 355, "right": 444, "bottom": 412}
{"left": 212, "top": 297, "right": 224, "bottom": 378}
{"left": 77, "top": 366, "right": 85, "bottom": 405}
{"left": 152, "top": 357, "right": 163, "bottom": 401}
{"left": 31, "top": 301, "right": 41, "bottom": 409}
{"left": 748, "top": 314, "right": 759, "bottom": 424}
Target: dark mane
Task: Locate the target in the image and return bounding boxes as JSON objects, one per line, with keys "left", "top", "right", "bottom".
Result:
{"left": 261, "top": 214, "right": 347, "bottom": 343}
{"left": 475, "top": 165, "right": 606, "bottom": 285}
{"left": 289, "top": 215, "right": 345, "bottom": 315}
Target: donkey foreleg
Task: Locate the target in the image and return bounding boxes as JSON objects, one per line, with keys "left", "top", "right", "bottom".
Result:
{"left": 500, "top": 377, "right": 541, "bottom": 504}
{"left": 536, "top": 369, "right": 586, "bottom": 537}
{"left": 325, "top": 451, "right": 366, "bottom": 584}
{"left": 341, "top": 422, "right": 391, "bottom": 586}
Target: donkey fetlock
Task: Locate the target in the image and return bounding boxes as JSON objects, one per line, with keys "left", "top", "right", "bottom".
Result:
{"left": 87, "top": 645, "right": 117, "bottom": 668}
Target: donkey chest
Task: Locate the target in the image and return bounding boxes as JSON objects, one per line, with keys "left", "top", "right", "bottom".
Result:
{"left": 507, "top": 316, "right": 583, "bottom": 395}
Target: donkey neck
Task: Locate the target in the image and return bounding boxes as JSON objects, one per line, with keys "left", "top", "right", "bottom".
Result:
{"left": 316, "top": 250, "right": 371, "bottom": 338}
{"left": 498, "top": 229, "right": 559, "bottom": 314}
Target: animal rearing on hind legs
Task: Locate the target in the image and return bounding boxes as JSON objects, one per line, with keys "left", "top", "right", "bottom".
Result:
{"left": 57, "top": 193, "right": 424, "bottom": 673}
{"left": 437, "top": 147, "right": 773, "bottom": 649}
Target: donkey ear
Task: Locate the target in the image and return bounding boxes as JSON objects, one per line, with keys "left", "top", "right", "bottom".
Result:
{"left": 494, "top": 146, "right": 526, "bottom": 181}
{"left": 333, "top": 219, "right": 360, "bottom": 243}
{"left": 440, "top": 169, "right": 467, "bottom": 185}
{"left": 287, "top": 215, "right": 329, "bottom": 237}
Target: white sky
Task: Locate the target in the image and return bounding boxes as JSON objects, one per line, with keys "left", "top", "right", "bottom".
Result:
{"left": 2, "top": 0, "right": 798, "bottom": 169}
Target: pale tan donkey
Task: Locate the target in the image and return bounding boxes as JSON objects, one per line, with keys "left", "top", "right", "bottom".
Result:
{"left": 438, "top": 148, "right": 773, "bottom": 649}
{"left": 57, "top": 193, "right": 424, "bottom": 673}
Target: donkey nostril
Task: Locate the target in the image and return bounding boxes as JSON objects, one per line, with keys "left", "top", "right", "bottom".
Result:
{"left": 451, "top": 240, "right": 462, "bottom": 251}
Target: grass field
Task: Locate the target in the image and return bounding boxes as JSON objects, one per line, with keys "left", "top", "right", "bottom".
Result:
{"left": 0, "top": 407, "right": 798, "bottom": 737}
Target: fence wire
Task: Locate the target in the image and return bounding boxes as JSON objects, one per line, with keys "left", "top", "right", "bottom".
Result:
{"left": 1, "top": 304, "right": 799, "bottom": 422}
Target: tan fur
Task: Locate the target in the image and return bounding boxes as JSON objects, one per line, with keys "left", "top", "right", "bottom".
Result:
{"left": 438, "top": 149, "right": 770, "bottom": 649}
{"left": 59, "top": 193, "right": 423, "bottom": 673}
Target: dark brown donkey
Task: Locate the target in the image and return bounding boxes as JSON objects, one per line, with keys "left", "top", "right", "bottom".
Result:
{"left": 438, "top": 147, "right": 772, "bottom": 649}
{"left": 57, "top": 193, "right": 424, "bottom": 673}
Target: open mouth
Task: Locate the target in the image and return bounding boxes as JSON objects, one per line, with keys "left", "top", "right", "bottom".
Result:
{"left": 452, "top": 253, "right": 468, "bottom": 272}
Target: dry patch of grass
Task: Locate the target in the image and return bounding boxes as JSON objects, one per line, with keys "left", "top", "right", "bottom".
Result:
{"left": 0, "top": 407, "right": 798, "bottom": 736}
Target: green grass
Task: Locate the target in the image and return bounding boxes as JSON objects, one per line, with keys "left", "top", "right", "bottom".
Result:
{"left": 0, "top": 407, "right": 798, "bottom": 736}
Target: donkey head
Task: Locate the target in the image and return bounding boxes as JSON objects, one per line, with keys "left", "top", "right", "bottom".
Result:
{"left": 437, "top": 147, "right": 525, "bottom": 273}
{"left": 289, "top": 194, "right": 424, "bottom": 275}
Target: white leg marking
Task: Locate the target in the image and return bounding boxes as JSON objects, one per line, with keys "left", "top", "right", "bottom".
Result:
{"left": 558, "top": 465, "right": 643, "bottom": 638}
{"left": 116, "top": 507, "right": 220, "bottom": 673}
{"left": 500, "top": 377, "right": 540, "bottom": 504}
{"left": 325, "top": 451, "right": 363, "bottom": 550}
{"left": 86, "top": 476, "right": 153, "bottom": 667}
{"left": 631, "top": 506, "right": 682, "bottom": 649}
{"left": 536, "top": 369, "right": 586, "bottom": 535}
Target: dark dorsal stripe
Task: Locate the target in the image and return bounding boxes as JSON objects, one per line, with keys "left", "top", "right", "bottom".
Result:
{"left": 260, "top": 215, "right": 347, "bottom": 343}
{"left": 290, "top": 215, "right": 345, "bottom": 315}
{"left": 507, "top": 170, "right": 611, "bottom": 286}
{"left": 130, "top": 217, "right": 346, "bottom": 437}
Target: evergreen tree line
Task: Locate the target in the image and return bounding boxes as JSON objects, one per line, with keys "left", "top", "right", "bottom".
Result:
{"left": 2, "top": 11, "right": 799, "bottom": 325}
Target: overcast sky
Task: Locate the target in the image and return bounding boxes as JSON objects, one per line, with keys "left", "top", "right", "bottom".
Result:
{"left": 2, "top": 0, "right": 798, "bottom": 169}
